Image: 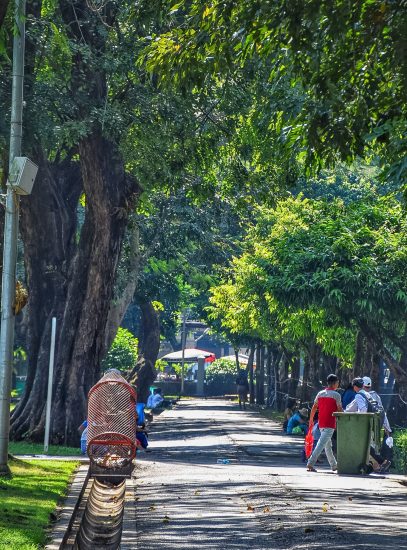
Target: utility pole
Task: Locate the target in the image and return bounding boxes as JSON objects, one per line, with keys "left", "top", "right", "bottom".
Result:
{"left": 180, "top": 311, "right": 186, "bottom": 394}
{"left": 0, "top": 0, "right": 26, "bottom": 472}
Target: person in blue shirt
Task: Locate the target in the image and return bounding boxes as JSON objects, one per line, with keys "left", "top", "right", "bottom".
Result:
{"left": 78, "top": 420, "right": 88, "bottom": 454}
{"left": 341, "top": 383, "right": 356, "bottom": 409}
{"left": 287, "top": 408, "right": 309, "bottom": 435}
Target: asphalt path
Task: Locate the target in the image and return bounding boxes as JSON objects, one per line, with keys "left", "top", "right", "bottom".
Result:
{"left": 131, "top": 399, "right": 407, "bottom": 550}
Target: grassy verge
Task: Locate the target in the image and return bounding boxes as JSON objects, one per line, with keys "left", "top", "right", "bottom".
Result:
{"left": 257, "top": 408, "right": 285, "bottom": 424}
{"left": 0, "top": 458, "right": 78, "bottom": 549}
{"left": 9, "top": 441, "right": 81, "bottom": 456}
{"left": 394, "top": 429, "right": 407, "bottom": 475}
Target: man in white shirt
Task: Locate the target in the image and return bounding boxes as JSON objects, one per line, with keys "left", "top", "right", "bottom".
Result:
{"left": 346, "top": 377, "right": 391, "bottom": 472}
{"left": 362, "top": 376, "right": 391, "bottom": 434}
{"left": 345, "top": 377, "right": 369, "bottom": 412}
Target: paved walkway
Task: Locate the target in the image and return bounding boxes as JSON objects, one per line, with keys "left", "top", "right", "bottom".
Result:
{"left": 132, "top": 399, "right": 407, "bottom": 550}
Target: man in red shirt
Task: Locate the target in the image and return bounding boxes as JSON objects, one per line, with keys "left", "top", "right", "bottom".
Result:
{"left": 306, "top": 374, "right": 343, "bottom": 472}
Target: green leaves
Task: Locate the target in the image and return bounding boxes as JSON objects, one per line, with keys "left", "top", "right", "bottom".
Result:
{"left": 102, "top": 327, "right": 138, "bottom": 372}
{"left": 143, "top": 0, "right": 407, "bottom": 191}
{"left": 208, "top": 183, "right": 407, "bottom": 365}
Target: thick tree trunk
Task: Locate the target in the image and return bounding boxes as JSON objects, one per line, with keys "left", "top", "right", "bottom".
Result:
{"left": 128, "top": 301, "right": 160, "bottom": 404}
{"left": 10, "top": 155, "right": 82, "bottom": 440}
{"left": 11, "top": 135, "right": 139, "bottom": 444}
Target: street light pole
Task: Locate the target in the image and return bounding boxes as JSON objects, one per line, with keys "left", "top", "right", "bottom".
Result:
{"left": 0, "top": 0, "right": 26, "bottom": 472}
{"left": 180, "top": 312, "right": 186, "bottom": 394}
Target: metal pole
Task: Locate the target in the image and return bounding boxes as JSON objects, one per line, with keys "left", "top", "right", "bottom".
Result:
{"left": 196, "top": 356, "right": 205, "bottom": 397}
{"left": 44, "top": 317, "right": 56, "bottom": 454}
{"left": 0, "top": 0, "right": 26, "bottom": 472}
{"left": 180, "top": 312, "right": 186, "bottom": 394}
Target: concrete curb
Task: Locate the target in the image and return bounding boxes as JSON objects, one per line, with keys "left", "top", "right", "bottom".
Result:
{"left": 46, "top": 463, "right": 89, "bottom": 550}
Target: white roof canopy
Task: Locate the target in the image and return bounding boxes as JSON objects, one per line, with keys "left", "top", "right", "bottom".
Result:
{"left": 160, "top": 348, "right": 215, "bottom": 362}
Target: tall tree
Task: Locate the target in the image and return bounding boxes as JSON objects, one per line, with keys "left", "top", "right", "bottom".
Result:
{"left": 10, "top": 0, "right": 140, "bottom": 443}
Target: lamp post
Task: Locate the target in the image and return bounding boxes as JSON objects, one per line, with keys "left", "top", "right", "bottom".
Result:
{"left": 0, "top": 0, "right": 26, "bottom": 472}
{"left": 180, "top": 311, "right": 187, "bottom": 394}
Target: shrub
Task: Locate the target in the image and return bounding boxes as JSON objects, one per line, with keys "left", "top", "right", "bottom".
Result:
{"left": 394, "top": 429, "right": 407, "bottom": 475}
{"left": 205, "top": 358, "right": 238, "bottom": 396}
{"left": 102, "top": 328, "right": 138, "bottom": 373}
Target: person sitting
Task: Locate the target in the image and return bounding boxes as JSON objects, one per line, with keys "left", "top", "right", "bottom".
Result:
{"left": 147, "top": 388, "right": 164, "bottom": 410}
{"left": 78, "top": 420, "right": 88, "bottom": 455}
{"left": 286, "top": 407, "right": 309, "bottom": 435}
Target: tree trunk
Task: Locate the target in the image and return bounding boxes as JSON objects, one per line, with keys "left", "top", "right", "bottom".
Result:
{"left": 247, "top": 344, "right": 255, "bottom": 404}
{"left": 128, "top": 301, "right": 160, "bottom": 404}
{"left": 11, "top": 135, "right": 139, "bottom": 444}
{"left": 287, "top": 355, "right": 300, "bottom": 405}
{"left": 0, "top": 0, "right": 10, "bottom": 30}
{"left": 300, "top": 355, "right": 310, "bottom": 404}
{"left": 10, "top": 155, "right": 82, "bottom": 441}
{"left": 308, "top": 340, "right": 322, "bottom": 390}
{"left": 266, "top": 345, "right": 272, "bottom": 407}
{"left": 353, "top": 330, "right": 364, "bottom": 378}
{"left": 369, "top": 353, "right": 381, "bottom": 389}
{"left": 103, "top": 222, "right": 140, "bottom": 353}
{"left": 234, "top": 348, "right": 240, "bottom": 373}
{"left": 359, "top": 320, "right": 407, "bottom": 426}
{"left": 320, "top": 354, "right": 337, "bottom": 383}
{"left": 269, "top": 347, "right": 282, "bottom": 409}
{"left": 255, "top": 343, "right": 265, "bottom": 405}
{"left": 278, "top": 353, "right": 290, "bottom": 409}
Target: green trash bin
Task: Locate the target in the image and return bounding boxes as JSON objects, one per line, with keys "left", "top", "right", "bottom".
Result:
{"left": 333, "top": 412, "right": 376, "bottom": 474}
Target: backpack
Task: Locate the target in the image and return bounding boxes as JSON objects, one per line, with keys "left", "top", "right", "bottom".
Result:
{"left": 360, "top": 391, "right": 385, "bottom": 423}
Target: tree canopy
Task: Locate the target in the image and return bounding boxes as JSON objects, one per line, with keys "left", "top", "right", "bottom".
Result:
{"left": 145, "top": 1, "right": 407, "bottom": 189}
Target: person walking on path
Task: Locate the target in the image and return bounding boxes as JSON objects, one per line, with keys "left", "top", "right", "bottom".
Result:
{"left": 362, "top": 376, "right": 391, "bottom": 434}
{"left": 363, "top": 376, "right": 393, "bottom": 466}
{"left": 346, "top": 377, "right": 391, "bottom": 472}
{"left": 306, "top": 374, "right": 343, "bottom": 472}
{"left": 236, "top": 369, "right": 249, "bottom": 410}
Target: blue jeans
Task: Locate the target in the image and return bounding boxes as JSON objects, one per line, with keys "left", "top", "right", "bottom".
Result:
{"left": 307, "top": 427, "right": 337, "bottom": 470}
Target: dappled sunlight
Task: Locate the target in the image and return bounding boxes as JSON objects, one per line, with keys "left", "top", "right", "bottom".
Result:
{"left": 134, "top": 399, "right": 407, "bottom": 550}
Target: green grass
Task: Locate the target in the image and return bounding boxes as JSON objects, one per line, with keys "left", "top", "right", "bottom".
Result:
{"left": 394, "top": 429, "right": 407, "bottom": 475}
{"left": 9, "top": 441, "right": 81, "bottom": 456}
{"left": 258, "top": 408, "right": 285, "bottom": 423}
{"left": 0, "top": 458, "right": 78, "bottom": 549}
